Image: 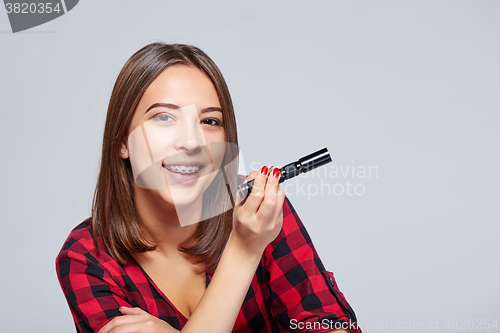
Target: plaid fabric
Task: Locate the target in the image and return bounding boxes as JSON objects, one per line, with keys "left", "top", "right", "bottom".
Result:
{"left": 56, "top": 194, "right": 361, "bottom": 333}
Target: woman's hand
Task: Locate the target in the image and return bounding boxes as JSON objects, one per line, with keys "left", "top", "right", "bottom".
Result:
{"left": 231, "top": 166, "right": 286, "bottom": 256}
{"left": 97, "top": 307, "right": 179, "bottom": 333}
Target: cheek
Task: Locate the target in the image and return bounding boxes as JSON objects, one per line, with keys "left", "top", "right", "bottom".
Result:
{"left": 204, "top": 128, "right": 226, "bottom": 143}
{"left": 128, "top": 124, "right": 178, "bottom": 190}
{"left": 204, "top": 129, "right": 227, "bottom": 162}
{"left": 142, "top": 123, "right": 177, "bottom": 162}
{"left": 207, "top": 139, "right": 232, "bottom": 173}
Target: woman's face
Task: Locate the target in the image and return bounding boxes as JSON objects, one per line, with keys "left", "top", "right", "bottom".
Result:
{"left": 122, "top": 65, "right": 226, "bottom": 221}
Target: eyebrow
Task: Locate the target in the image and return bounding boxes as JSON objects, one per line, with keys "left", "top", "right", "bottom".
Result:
{"left": 145, "top": 103, "right": 223, "bottom": 114}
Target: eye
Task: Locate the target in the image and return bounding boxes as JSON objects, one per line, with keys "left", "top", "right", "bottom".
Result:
{"left": 202, "top": 118, "right": 223, "bottom": 127}
{"left": 153, "top": 113, "right": 174, "bottom": 123}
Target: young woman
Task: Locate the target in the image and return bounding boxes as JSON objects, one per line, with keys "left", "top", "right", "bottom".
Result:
{"left": 56, "top": 42, "right": 361, "bottom": 333}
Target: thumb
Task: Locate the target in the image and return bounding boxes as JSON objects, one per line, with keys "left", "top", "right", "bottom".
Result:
{"left": 119, "top": 306, "right": 145, "bottom": 315}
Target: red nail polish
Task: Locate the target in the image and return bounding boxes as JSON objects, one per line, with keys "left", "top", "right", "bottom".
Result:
{"left": 261, "top": 166, "right": 268, "bottom": 175}
{"left": 273, "top": 168, "right": 280, "bottom": 178}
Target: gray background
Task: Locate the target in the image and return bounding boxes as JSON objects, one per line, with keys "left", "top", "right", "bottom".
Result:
{"left": 1, "top": 1, "right": 499, "bottom": 332}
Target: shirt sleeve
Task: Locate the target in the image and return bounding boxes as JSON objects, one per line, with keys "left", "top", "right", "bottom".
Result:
{"left": 264, "top": 197, "right": 361, "bottom": 333}
{"left": 56, "top": 236, "right": 132, "bottom": 333}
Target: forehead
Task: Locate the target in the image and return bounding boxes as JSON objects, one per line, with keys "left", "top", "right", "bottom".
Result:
{"left": 139, "top": 65, "right": 221, "bottom": 109}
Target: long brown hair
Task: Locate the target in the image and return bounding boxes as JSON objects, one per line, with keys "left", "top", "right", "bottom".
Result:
{"left": 92, "top": 42, "right": 239, "bottom": 273}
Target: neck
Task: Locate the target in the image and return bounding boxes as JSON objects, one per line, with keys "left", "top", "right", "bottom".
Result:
{"left": 133, "top": 186, "right": 203, "bottom": 254}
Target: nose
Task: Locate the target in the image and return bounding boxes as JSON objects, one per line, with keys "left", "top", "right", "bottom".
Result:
{"left": 173, "top": 118, "right": 205, "bottom": 153}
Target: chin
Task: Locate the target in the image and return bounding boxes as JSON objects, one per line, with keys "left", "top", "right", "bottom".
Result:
{"left": 164, "top": 166, "right": 218, "bottom": 200}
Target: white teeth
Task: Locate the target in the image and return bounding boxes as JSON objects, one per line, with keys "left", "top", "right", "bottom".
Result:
{"left": 164, "top": 165, "right": 202, "bottom": 174}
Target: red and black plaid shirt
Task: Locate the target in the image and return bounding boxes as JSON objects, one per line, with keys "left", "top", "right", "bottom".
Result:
{"left": 56, "top": 196, "right": 361, "bottom": 333}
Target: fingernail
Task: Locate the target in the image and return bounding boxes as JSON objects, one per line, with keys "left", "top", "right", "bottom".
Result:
{"left": 261, "top": 165, "right": 268, "bottom": 175}
{"left": 273, "top": 168, "right": 280, "bottom": 178}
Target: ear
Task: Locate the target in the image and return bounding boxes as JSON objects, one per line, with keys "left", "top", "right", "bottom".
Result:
{"left": 120, "top": 142, "right": 129, "bottom": 159}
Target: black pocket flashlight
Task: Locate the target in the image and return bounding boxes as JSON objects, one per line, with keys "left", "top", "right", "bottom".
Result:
{"left": 236, "top": 147, "right": 332, "bottom": 199}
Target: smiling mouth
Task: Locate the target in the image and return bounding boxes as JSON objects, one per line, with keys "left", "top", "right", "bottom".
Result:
{"left": 163, "top": 164, "right": 204, "bottom": 175}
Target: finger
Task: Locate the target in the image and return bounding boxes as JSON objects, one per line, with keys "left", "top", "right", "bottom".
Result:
{"left": 119, "top": 306, "right": 145, "bottom": 315}
{"left": 234, "top": 171, "right": 259, "bottom": 205}
{"left": 235, "top": 171, "right": 261, "bottom": 206}
{"left": 243, "top": 171, "right": 259, "bottom": 183}
{"left": 256, "top": 167, "right": 281, "bottom": 222}
{"left": 242, "top": 165, "right": 271, "bottom": 213}
{"left": 273, "top": 188, "right": 286, "bottom": 223}
{"left": 267, "top": 192, "right": 285, "bottom": 242}
{"left": 266, "top": 167, "right": 280, "bottom": 196}
{"left": 271, "top": 187, "right": 286, "bottom": 227}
